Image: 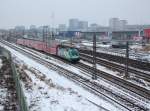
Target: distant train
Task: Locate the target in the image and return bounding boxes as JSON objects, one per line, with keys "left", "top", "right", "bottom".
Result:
{"left": 17, "top": 38, "right": 80, "bottom": 63}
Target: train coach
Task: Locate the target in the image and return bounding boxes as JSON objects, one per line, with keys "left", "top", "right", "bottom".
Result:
{"left": 17, "top": 38, "right": 80, "bottom": 63}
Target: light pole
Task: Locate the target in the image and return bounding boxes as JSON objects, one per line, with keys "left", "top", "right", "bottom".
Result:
{"left": 124, "top": 41, "right": 129, "bottom": 78}
{"left": 92, "top": 33, "right": 97, "bottom": 80}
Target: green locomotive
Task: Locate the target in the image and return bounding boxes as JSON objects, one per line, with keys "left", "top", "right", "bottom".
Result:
{"left": 57, "top": 45, "right": 80, "bottom": 63}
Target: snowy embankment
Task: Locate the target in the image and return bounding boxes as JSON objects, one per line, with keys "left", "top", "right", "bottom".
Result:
{"left": 0, "top": 43, "right": 125, "bottom": 111}
{"left": 15, "top": 60, "right": 100, "bottom": 111}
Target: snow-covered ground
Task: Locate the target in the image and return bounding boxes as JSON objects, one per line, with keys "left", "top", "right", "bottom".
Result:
{"left": 16, "top": 62, "right": 101, "bottom": 111}
{"left": 130, "top": 44, "right": 143, "bottom": 50}
{"left": 81, "top": 42, "right": 111, "bottom": 48}
{"left": 1, "top": 41, "right": 150, "bottom": 110}
{"left": 0, "top": 43, "right": 126, "bottom": 110}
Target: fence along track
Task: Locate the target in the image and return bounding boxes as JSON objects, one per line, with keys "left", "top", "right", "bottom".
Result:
{"left": 1, "top": 40, "right": 149, "bottom": 111}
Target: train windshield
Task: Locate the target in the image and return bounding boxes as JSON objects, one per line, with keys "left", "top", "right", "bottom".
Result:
{"left": 69, "top": 48, "right": 79, "bottom": 56}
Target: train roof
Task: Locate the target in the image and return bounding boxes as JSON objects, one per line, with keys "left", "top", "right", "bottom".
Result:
{"left": 57, "top": 44, "right": 77, "bottom": 49}
{"left": 22, "top": 37, "right": 43, "bottom": 41}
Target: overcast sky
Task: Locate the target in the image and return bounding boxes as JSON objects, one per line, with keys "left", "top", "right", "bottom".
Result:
{"left": 0, "top": 0, "right": 150, "bottom": 29}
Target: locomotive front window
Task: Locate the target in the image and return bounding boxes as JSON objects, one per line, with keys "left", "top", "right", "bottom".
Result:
{"left": 69, "top": 48, "right": 79, "bottom": 56}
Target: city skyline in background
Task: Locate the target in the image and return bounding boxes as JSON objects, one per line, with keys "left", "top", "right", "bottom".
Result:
{"left": 0, "top": 0, "right": 150, "bottom": 29}
{"left": 1, "top": 16, "right": 150, "bottom": 30}
{"left": 8, "top": 17, "right": 150, "bottom": 33}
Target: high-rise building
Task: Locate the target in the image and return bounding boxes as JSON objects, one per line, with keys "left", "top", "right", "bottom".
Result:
{"left": 15, "top": 26, "right": 25, "bottom": 31}
{"left": 119, "top": 20, "right": 127, "bottom": 30}
{"left": 58, "top": 24, "right": 67, "bottom": 31}
{"left": 30, "top": 25, "right": 36, "bottom": 30}
{"left": 109, "top": 18, "right": 120, "bottom": 30}
{"left": 79, "top": 21, "right": 88, "bottom": 31}
{"left": 69, "top": 18, "right": 79, "bottom": 31}
{"left": 88, "top": 23, "right": 99, "bottom": 31}
{"left": 109, "top": 18, "right": 128, "bottom": 30}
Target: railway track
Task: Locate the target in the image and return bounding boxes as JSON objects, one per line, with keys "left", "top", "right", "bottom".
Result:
{"left": 48, "top": 53, "right": 150, "bottom": 102}
{"left": 1, "top": 39, "right": 150, "bottom": 111}
{"left": 79, "top": 49, "right": 150, "bottom": 71}
{"left": 79, "top": 52, "right": 150, "bottom": 82}
{"left": 17, "top": 45, "right": 150, "bottom": 100}
{"left": 96, "top": 47, "right": 150, "bottom": 61}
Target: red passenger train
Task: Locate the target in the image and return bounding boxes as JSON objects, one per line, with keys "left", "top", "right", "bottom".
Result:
{"left": 17, "top": 38, "right": 58, "bottom": 54}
